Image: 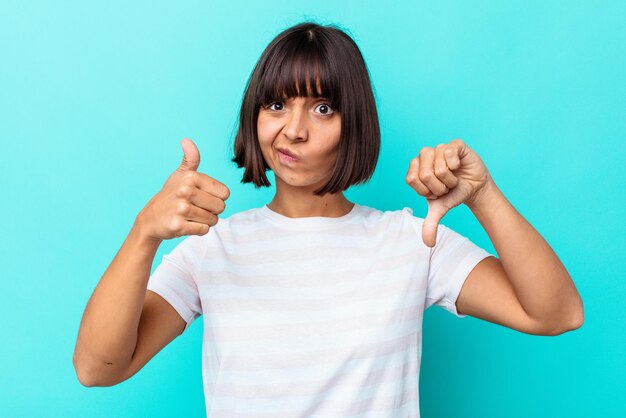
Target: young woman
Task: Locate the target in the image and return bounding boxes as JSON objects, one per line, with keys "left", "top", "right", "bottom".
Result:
{"left": 73, "top": 21, "right": 584, "bottom": 417}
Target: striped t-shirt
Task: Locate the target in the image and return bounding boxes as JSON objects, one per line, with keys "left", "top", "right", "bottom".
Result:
{"left": 147, "top": 203, "right": 493, "bottom": 417}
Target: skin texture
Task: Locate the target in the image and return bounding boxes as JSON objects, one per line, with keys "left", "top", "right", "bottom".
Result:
{"left": 74, "top": 89, "right": 583, "bottom": 390}
{"left": 258, "top": 93, "right": 354, "bottom": 219}
{"left": 405, "top": 139, "right": 584, "bottom": 335}
{"left": 73, "top": 139, "right": 230, "bottom": 386}
{"left": 259, "top": 92, "right": 583, "bottom": 335}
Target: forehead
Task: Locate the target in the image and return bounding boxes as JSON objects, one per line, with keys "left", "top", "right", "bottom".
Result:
{"left": 270, "top": 68, "right": 327, "bottom": 98}
{"left": 257, "top": 55, "right": 339, "bottom": 107}
{"left": 282, "top": 93, "right": 330, "bottom": 102}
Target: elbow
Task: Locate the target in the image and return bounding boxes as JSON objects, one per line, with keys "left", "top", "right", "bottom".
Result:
{"left": 543, "top": 318, "right": 583, "bottom": 336}
{"left": 567, "top": 304, "right": 585, "bottom": 332}
{"left": 73, "top": 353, "right": 121, "bottom": 388}
{"left": 565, "top": 296, "right": 585, "bottom": 333}
{"left": 73, "top": 360, "right": 98, "bottom": 388}
{"left": 73, "top": 352, "right": 98, "bottom": 387}
{"left": 544, "top": 321, "right": 583, "bottom": 336}
{"left": 537, "top": 302, "right": 585, "bottom": 336}
{"left": 565, "top": 286, "right": 585, "bottom": 332}
{"left": 76, "top": 374, "right": 98, "bottom": 388}
{"left": 74, "top": 366, "right": 120, "bottom": 388}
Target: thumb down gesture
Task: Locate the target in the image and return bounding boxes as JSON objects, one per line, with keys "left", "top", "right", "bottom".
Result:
{"left": 405, "top": 139, "right": 494, "bottom": 247}
{"left": 135, "top": 138, "right": 231, "bottom": 242}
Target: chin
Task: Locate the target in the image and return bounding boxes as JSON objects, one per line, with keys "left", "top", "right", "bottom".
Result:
{"left": 277, "top": 175, "right": 329, "bottom": 190}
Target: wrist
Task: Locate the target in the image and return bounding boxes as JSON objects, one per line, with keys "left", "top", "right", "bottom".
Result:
{"left": 131, "top": 215, "right": 162, "bottom": 249}
{"left": 466, "top": 176, "right": 502, "bottom": 214}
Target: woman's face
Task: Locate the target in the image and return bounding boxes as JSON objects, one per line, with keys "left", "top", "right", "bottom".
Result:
{"left": 257, "top": 95, "right": 341, "bottom": 190}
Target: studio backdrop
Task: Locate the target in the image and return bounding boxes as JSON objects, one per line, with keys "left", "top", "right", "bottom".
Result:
{"left": 0, "top": 1, "right": 624, "bottom": 417}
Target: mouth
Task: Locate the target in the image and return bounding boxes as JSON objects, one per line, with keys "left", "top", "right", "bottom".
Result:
{"left": 277, "top": 148, "right": 300, "bottom": 162}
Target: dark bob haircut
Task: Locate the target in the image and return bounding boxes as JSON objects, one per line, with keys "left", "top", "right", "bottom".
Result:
{"left": 231, "top": 21, "right": 380, "bottom": 196}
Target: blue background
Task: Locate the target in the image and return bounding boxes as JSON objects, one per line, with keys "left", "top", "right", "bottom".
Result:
{"left": 1, "top": 1, "right": 624, "bottom": 417}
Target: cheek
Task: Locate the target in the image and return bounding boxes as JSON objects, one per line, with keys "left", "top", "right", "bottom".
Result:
{"left": 256, "top": 118, "right": 279, "bottom": 167}
{"left": 257, "top": 118, "right": 280, "bottom": 147}
{"left": 324, "top": 118, "right": 341, "bottom": 149}
{"left": 320, "top": 124, "right": 342, "bottom": 158}
{"left": 256, "top": 119, "right": 269, "bottom": 143}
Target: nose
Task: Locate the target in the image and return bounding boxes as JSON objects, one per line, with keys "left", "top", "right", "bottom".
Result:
{"left": 282, "top": 105, "right": 308, "bottom": 142}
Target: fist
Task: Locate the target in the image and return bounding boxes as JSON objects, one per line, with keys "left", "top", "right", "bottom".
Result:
{"left": 405, "top": 139, "right": 492, "bottom": 247}
{"left": 135, "top": 138, "right": 230, "bottom": 242}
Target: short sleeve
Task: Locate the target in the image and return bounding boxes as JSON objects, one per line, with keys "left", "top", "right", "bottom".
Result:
{"left": 424, "top": 222, "right": 494, "bottom": 317}
{"left": 147, "top": 236, "right": 204, "bottom": 333}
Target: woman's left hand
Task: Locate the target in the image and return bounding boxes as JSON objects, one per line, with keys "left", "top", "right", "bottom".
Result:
{"left": 405, "top": 139, "right": 494, "bottom": 247}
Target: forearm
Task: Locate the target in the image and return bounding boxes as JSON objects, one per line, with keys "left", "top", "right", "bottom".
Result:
{"left": 466, "top": 178, "right": 584, "bottom": 329}
{"left": 73, "top": 218, "right": 162, "bottom": 384}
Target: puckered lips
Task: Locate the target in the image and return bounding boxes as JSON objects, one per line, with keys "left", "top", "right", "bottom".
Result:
{"left": 277, "top": 147, "right": 300, "bottom": 163}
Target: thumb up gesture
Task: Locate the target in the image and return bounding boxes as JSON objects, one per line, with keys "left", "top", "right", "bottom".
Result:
{"left": 405, "top": 139, "right": 493, "bottom": 248}
{"left": 135, "top": 138, "right": 230, "bottom": 242}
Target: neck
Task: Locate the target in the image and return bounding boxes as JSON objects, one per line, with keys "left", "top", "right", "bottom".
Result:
{"left": 267, "top": 180, "right": 354, "bottom": 218}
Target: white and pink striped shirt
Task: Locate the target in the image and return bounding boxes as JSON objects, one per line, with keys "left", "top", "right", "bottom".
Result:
{"left": 147, "top": 203, "right": 493, "bottom": 417}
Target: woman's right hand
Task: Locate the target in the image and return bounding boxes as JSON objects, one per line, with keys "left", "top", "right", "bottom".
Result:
{"left": 134, "top": 138, "right": 231, "bottom": 242}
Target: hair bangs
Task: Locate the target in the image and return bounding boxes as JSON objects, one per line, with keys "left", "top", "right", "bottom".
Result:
{"left": 256, "top": 36, "right": 341, "bottom": 111}
{"left": 233, "top": 21, "right": 380, "bottom": 195}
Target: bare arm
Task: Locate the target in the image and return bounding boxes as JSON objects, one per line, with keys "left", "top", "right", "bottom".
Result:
{"left": 406, "top": 139, "right": 583, "bottom": 335}
{"left": 457, "top": 179, "right": 584, "bottom": 333}
{"left": 72, "top": 220, "right": 185, "bottom": 387}
{"left": 72, "top": 138, "right": 229, "bottom": 387}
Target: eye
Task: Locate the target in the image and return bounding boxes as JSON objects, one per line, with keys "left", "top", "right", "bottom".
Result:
{"left": 266, "top": 101, "right": 284, "bottom": 111}
{"left": 314, "top": 103, "right": 335, "bottom": 115}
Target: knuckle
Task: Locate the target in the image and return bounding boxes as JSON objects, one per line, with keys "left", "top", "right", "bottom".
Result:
{"left": 193, "top": 223, "right": 210, "bottom": 236}
{"left": 435, "top": 165, "right": 447, "bottom": 176}
{"left": 212, "top": 184, "right": 229, "bottom": 200}
{"left": 415, "top": 186, "right": 430, "bottom": 196}
{"left": 419, "top": 147, "right": 433, "bottom": 157}
{"left": 176, "top": 200, "right": 190, "bottom": 215}
{"left": 183, "top": 171, "right": 196, "bottom": 182}
{"left": 176, "top": 184, "right": 193, "bottom": 198}
{"left": 169, "top": 218, "right": 183, "bottom": 234}
{"left": 419, "top": 170, "right": 432, "bottom": 181}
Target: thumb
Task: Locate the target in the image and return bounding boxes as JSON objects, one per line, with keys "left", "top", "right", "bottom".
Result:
{"left": 177, "top": 138, "right": 200, "bottom": 172}
{"left": 422, "top": 199, "right": 449, "bottom": 248}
